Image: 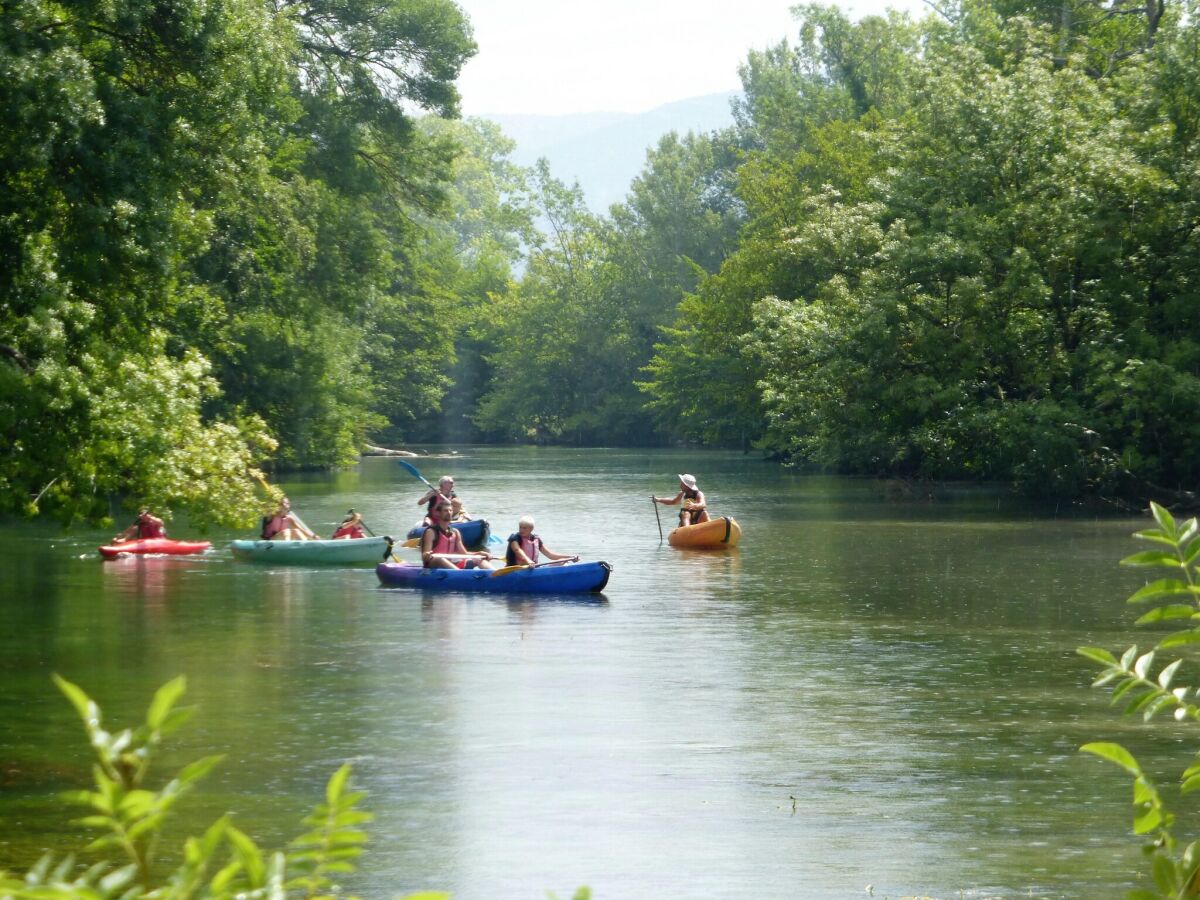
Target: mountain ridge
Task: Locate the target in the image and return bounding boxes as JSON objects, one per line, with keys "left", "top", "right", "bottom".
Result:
{"left": 482, "top": 92, "right": 737, "bottom": 211}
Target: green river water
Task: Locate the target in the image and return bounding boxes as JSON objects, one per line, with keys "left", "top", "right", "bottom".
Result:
{"left": 0, "top": 447, "right": 1185, "bottom": 898}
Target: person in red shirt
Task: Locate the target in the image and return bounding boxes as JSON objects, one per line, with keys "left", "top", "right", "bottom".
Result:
{"left": 331, "top": 510, "right": 368, "bottom": 540}
{"left": 112, "top": 508, "right": 166, "bottom": 544}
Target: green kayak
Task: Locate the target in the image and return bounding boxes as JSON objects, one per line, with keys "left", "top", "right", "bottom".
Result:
{"left": 229, "top": 536, "right": 390, "bottom": 565}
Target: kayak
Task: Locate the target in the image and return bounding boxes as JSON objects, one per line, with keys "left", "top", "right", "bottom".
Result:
{"left": 230, "top": 536, "right": 390, "bottom": 565}
{"left": 667, "top": 516, "right": 741, "bottom": 549}
{"left": 376, "top": 560, "right": 612, "bottom": 594}
{"left": 99, "top": 539, "right": 212, "bottom": 560}
{"left": 404, "top": 518, "right": 490, "bottom": 550}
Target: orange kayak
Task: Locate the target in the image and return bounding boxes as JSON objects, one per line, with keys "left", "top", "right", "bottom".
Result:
{"left": 667, "top": 516, "right": 741, "bottom": 549}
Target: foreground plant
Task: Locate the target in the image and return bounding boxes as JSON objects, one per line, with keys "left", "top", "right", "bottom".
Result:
{"left": 0, "top": 676, "right": 394, "bottom": 900}
{"left": 1080, "top": 503, "right": 1200, "bottom": 898}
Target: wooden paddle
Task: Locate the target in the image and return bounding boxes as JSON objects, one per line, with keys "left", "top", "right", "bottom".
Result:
{"left": 651, "top": 496, "right": 663, "bottom": 544}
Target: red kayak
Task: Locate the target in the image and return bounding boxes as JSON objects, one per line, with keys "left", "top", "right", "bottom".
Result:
{"left": 98, "top": 539, "right": 212, "bottom": 560}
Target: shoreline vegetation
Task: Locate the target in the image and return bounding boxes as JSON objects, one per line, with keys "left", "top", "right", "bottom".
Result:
{"left": 4, "top": 0, "right": 1199, "bottom": 527}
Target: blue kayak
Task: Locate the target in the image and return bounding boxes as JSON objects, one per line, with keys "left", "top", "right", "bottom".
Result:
{"left": 404, "top": 518, "right": 490, "bottom": 550}
{"left": 376, "top": 560, "right": 612, "bottom": 594}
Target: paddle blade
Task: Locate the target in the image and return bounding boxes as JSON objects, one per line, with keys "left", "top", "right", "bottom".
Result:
{"left": 396, "top": 459, "right": 433, "bottom": 488}
{"left": 402, "top": 537, "right": 420, "bottom": 548}
{"left": 491, "top": 564, "right": 529, "bottom": 577}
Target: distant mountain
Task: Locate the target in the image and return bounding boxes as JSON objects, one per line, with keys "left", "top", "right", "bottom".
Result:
{"left": 484, "top": 92, "right": 737, "bottom": 212}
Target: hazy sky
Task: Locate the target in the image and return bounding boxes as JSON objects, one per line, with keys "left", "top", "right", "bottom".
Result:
{"left": 454, "top": 0, "right": 928, "bottom": 116}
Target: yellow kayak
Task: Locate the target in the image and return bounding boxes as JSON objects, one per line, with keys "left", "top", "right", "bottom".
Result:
{"left": 667, "top": 516, "right": 741, "bottom": 549}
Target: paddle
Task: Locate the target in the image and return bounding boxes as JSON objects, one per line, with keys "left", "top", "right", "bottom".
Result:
{"left": 396, "top": 459, "right": 437, "bottom": 493}
{"left": 491, "top": 558, "right": 577, "bottom": 578}
{"left": 651, "top": 496, "right": 663, "bottom": 544}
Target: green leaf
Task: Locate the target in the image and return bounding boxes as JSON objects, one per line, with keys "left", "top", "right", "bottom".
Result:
{"left": 1127, "top": 579, "right": 1195, "bottom": 604}
{"left": 1152, "top": 850, "right": 1179, "bottom": 893}
{"left": 1158, "top": 659, "right": 1183, "bottom": 689}
{"left": 1078, "top": 647, "right": 1119, "bottom": 665}
{"left": 1151, "top": 502, "right": 1177, "bottom": 537}
{"left": 1121, "top": 645, "right": 1139, "bottom": 669}
{"left": 98, "top": 864, "right": 137, "bottom": 894}
{"left": 147, "top": 677, "right": 187, "bottom": 731}
{"left": 1135, "top": 806, "right": 1164, "bottom": 834}
{"left": 326, "top": 763, "right": 352, "bottom": 806}
{"left": 1134, "top": 530, "right": 1178, "bottom": 548}
{"left": 1157, "top": 629, "right": 1200, "bottom": 649}
{"left": 53, "top": 675, "right": 96, "bottom": 726}
{"left": 1081, "top": 742, "right": 1142, "bottom": 775}
{"left": 1135, "top": 605, "right": 1197, "bottom": 624}
{"left": 157, "top": 707, "right": 195, "bottom": 739}
{"left": 1181, "top": 774, "right": 1200, "bottom": 795}
{"left": 1135, "top": 651, "right": 1156, "bottom": 679}
{"left": 175, "top": 754, "right": 223, "bottom": 788}
{"left": 1122, "top": 551, "right": 1184, "bottom": 569}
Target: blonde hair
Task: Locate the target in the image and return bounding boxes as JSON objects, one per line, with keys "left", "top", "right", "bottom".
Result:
{"left": 518, "top": 515, "right": 535, "bottom": 528}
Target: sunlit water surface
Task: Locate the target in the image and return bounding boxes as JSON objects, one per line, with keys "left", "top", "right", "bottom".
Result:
{"left": 0, "top": 448, "right": 1183, "bottom": 897}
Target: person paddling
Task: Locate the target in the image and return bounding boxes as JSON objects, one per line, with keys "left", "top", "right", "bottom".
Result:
{"left": 418, "top": 475, "right": 470, "bottom": 525}
{"left": 505, "top": 516, "right": 579, "bottom": 568}
{"left": 421, "top": 500, "right": 495, "bottom": 569}
{"left": 261, "top": 496, "right": 317, "bottom": 541}
{"left": 112, "top": 508, "right": 166, "bottom": 544}
{"left": 651, "top": 474, "right": 709, "bottom": 527}
{"left": 331, "top": 510, "right": 367, "bottom": 540}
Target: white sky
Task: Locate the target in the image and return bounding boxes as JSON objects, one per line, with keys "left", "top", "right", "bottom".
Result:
{"left": 454, "top": 0, "right": 929, "bottom": 116}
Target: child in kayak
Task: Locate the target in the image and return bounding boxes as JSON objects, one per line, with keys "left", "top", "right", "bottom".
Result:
{"left": 331, "top": 510, "right": 368, "bottom": 540}
{"left": 506, "top": 516, "right": 579, "bottom": 568}
{"left": 421, "top": 500, "right": 496, "bottom": 569}
{"left": 112, "top": 508, "right": 166, "bottom": 544}
{"left": 652, "top": 474, "right": 710, "bottom": 526}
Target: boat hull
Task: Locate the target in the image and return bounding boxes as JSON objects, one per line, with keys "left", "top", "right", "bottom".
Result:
{"left": 404, "top": 518, "right": 490, "bottom": 550}
{"left": 667, "top": 516, "right": 741, "bottom": 549}
{"left": 376, "top": 560, "right": 612, "bottom": 594}
{"left": 230, "top": 536, "right": 389, "bottom": 565}
{"left": 99, "top": 539, "right": 212, "bottom": 560}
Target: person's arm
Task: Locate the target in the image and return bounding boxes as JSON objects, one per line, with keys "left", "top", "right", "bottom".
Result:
{"left": 539, "top": 543, "right": 579, "bottom": 563}
{"left": 684, "top": 491, "right": 707, "bottom": 511}
{"left": 421, "top": 528, "right": 437, "bottom": 565}
{"left": 653, "top": 491, "right": 685, "bottom": 506}
{"left": 112, "top": 523, "right": 138, "bottom": 543}
{"left": 417, "top": 489, "right": 435, "bottom": 507}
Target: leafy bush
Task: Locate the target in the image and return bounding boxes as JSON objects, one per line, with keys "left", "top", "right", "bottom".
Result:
{"left": 0, "top": 675, "right": 393, "bottom": 900}
{"left": 1079, "top": 503, "right": 1200, "bottom": 897}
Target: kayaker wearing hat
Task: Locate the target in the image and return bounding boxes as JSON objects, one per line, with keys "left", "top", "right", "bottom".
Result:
{"left": 651, "top": 474, "right": 709, "bottom": 527}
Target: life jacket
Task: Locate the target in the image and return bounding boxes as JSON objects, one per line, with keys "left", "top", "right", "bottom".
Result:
{"left": 261, "top": 514, "right": 286, "bottom": 539}
{"left": 425, "top": 525, "right": 466, "bottom": 568}
{"left": 137, "top": 520, "right": 165, "bottom": 539}
{"left": 506, "top": 532, "right": 540, "bottom": 567}
{"left": 332, "top": 523, "right": 366, "bottom": 539}
{"left": 680, "top": 488, "right": 704, "bottom": 525}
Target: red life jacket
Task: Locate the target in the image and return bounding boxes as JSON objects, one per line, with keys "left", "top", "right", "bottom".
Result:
{"left": 506, "top": 532, "right": 540, "bottom": 566}
{"left": 138, "top": 520, "right": 165, "bottom": 539}
{"left": 426, "top": 526, "right": 466, "bottom": 567}
{"left": 332, "top": 523, "right": 366, "bottom": 539}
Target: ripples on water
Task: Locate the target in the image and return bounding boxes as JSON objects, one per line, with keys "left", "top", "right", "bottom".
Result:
{"left": 0, "top": 448, "right": 1178, "bottom": 898}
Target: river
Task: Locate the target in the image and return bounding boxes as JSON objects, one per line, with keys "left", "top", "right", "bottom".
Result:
{"left": 0, "top": 447, "right": 1181, "bottom": 898}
